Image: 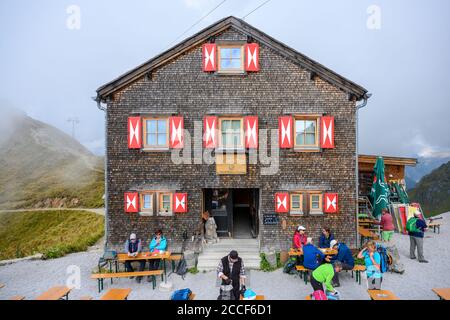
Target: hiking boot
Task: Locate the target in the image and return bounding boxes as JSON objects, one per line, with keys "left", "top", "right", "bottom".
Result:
{"left": 147, "top": 276, "right": 152, "bottom": 282}
{"left": 136, "top": 277, "right": 142, "bottom": 283}
{"left": 129, "top": 276, "right": 135, "bottom": 279}
{"left": 410, "top": 256, "right": 416, "bottom": 260}
{"left": 419, "top": 260, "right": 429, "bottom": 263}
{"left": 332, "top": 282, "right": 340, "bottom": 288}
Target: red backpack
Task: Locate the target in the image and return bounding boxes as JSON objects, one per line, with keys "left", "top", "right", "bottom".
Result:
{"left": 312, "top": 290, "right": 328, "bottom": 300}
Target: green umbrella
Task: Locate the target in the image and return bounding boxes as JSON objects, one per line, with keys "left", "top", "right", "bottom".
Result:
{"left": 369, "top": 157, "right": 390, "bottom": 218}
{"left": 393, "top": 181, "right": 410, "bottom": 204}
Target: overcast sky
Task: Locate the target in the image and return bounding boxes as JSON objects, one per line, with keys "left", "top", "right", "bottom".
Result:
{"left": 1, "top": 0, "right": 449, "bottom": 158}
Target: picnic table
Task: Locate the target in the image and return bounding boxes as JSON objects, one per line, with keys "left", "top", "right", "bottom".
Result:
{"left": 288, "top": 248, "right": 337, "bottom": 256}
{"left": 367, "top": 290, "right": 399, "bottom": 300}
{"left": 100, "top": 288, "right": 132, "bottom": 300}
{"left": 117, "top": 251, "right": 171, "bottom": 284}
{"left": 36, "top": 286, "right": 71, "bottom": 300}
{"left": 428, "top": 222, "right": 441, "bottom": 234}
{"left": 358, "top": 227, "right": 380, "bottom": 242}
{"left": 432, "top": 288, "right": 450, "bottom": 300}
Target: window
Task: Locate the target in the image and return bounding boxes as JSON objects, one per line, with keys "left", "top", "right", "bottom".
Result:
{"left": 309, "top": 193, "right": 323, "bottom": 214}
{"left": 139, "top": 192, "right": 154, "bottom": 216}
{"left": 290, "top": 193, "right": 303, "bottom": 215}
{"left": 143, "top": 117, "right": 169, "bottom": 148}
{"left": 218, "top": 45, "right": 244, "bottom": 73}
{"left": 219, "top": 118, "right": 244, "bottom": 149}
{"left": 294, "top": 117, "right": 319, "bottom": 149}
{"left": 159, "top": 193, "right": 173, "bottom": 214}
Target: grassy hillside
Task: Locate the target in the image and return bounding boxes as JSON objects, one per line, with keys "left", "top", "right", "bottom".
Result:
{"left": 409, "top": 160, "right": 450, "bottom": 217}
{"left": 0, "top": 111, "right": 104, "bottom": 209}
{"left": 0, "top": 210, "right": 104, "bottom": 260}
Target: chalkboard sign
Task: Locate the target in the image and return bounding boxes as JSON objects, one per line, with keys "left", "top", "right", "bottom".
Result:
{"left": 263, "top": 214, "right": 279, "bottom": 225}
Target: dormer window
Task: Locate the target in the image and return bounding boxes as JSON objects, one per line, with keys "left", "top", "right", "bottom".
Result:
{"left": 218, "top": 45, "right": 244, "bottom": 73}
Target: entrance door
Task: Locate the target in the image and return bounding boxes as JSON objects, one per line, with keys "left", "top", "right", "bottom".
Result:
{"left": 204, "top": 188, "right": 259, "bottom": 238}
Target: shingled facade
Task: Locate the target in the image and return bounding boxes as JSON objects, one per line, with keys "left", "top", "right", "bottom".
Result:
{"left": 96, "top": 16, "right": 369, "bottom": 253}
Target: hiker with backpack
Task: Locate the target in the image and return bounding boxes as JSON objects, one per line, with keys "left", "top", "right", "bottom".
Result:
{"left": 357, "top": 241, "right": 383, "bottom": 289}
{"left": 217, "top": 250, "right": 246, "bottom": 300}
{"left": 407, "top": 211, "right": 428, "bottom": 263}
{"left": 310, "top": 261, "right": 342, "bottom": 300}
{"left": 319, "top": 227, "right": 334, "bottom": 249}
{"left": 330, "top": 239, "right": 354, "bottom": 287}
{"left": 302, "top": 237, "right": 325, "bottom": 270}
{"left": 123, "top": 233, "right": 146, "bottom": 283}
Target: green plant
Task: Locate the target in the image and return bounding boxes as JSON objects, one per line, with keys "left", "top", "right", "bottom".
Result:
{"left": 188, "top": 267, "right": 199, "bottom": 274}
{"left": 260, "top": 253, "right": 281, "bottom": 272}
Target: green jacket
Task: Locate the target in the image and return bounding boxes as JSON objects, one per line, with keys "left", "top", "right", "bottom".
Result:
{"left": 312, "top": 263, "right": 335, "bottom": 292}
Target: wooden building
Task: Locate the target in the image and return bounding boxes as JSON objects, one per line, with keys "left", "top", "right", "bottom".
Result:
{"left": 95, "top": 16, "right": 370, "bottom": 252}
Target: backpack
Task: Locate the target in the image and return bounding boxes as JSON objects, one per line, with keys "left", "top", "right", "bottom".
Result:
{"left": 376, "top": 244, "right": 389, "bottom": 273}
{"left": 283, "top": 256, "right": 297, "bottom": 274}
{"left": 175, "top": 256, "right": 188, "bottom": 279}
{"left": 171, "top": 288, "right": 192, "bottom": 300}
{"left": 218, "top": 283, "right": 235, "bottom": 300}
{"left": 312, "top": 290, "right": 327, "bottom": 300}
{"left": 406, "top": 217, "right": 420, "bottom": 233}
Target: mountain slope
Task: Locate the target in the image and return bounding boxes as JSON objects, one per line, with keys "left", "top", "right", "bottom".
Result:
{"left": 0, "top": 108, "right": 104, "bottom": 209}
{"left": 405, "top": 156, "right": 450, "bottom": 189}
{"left": 409, "top": 160, "right": 450, "bottom": 217}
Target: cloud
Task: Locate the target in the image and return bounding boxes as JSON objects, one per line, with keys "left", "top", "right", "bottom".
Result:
{"left": 406, "top": 133, "right": 450, "bottom": 159}
{"left": 183, "top": 0, "right": 212, "bottom": 10}
{"left": 81, "top": 138, "right": 105, "bottom": 156}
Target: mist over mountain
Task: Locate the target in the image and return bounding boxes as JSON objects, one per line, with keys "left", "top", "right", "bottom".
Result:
{"left": 405, "top": 155, "right": 450, "bottom": 190}
{"left": 0, "top": 106, "right": 104, "bottom": 209}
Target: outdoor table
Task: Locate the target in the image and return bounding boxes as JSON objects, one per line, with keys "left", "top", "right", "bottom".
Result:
{"left": 358, "top": 227, "right": 379, "bottom": 243}
{"left": 432, "top": 288, "right": 450, "bottom": 300}
{"left": 288, "top": 248, "right": 337, "bottom": 256}
{"left": 367, "top": 290, "right": 399, "bottom": 300}
{"left": 36, "top": 286, "right": 71, "bottom": 300}
{"left": 117, "top": 251, "right": 171, "bottom": 284}
{"left": 100, "top": 288, "right": 132, "bottom": 300}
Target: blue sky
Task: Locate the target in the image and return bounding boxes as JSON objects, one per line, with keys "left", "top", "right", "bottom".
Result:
{"left": 1, "top": 0, "right": 449, "bottom": 158}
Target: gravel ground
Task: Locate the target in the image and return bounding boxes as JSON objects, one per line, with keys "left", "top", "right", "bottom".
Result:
{"left": 0, "top": 213, "right": 448, "bottom": 300}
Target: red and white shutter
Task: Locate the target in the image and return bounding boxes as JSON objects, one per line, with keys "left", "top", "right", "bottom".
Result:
{"left": 202, "top": 43, "right": 216, "bottom": 72}
{"left": 278, "top": 116, "right": 293, "bottom": 148}
{"left": 320, "top": 116, "right": 335, "bottom": 149}
{"left": 324, "top": 193, "right": 338, "bottom": 213}
{"left": 203, "top": 116, "right": 218, "bottom": 148}
{"left": 245, "top": 43, "right": 259, "bottom": 72}
{"left": 124, "top": 192, "right": 139, "bottom": 213}
{"left": 275, "top": 193, "right": 289, "bottom": 213}
{"left": 169, "top": 116, "right": 184, "bottom": 148}
{"left": 174, "top": 193, "right": 187, "bottom": 213}
{"left": 128, "top": 117, "right": 141, "bottom": 149}
{"left": 244, "top": 116, "right": 258, "bottom": 149}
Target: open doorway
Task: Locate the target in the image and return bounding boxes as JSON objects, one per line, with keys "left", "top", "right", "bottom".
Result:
{"left": 203, "top": 188, "right": 259, "bottom": 238}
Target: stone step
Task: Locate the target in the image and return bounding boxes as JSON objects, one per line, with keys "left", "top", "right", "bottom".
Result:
{"left": 197, "top": 258, "right": 261, "bottom": 271}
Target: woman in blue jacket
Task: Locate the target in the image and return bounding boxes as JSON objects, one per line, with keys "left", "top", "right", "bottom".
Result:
{"left": 319, "top": 227, "right": 334, "bottom": 249}
{"left": 148, "top": 229, "right": 167, "bottom": 272}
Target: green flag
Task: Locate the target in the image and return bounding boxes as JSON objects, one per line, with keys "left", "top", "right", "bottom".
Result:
{"left": 369, "top": 157, "right": 390, "bottom": 218}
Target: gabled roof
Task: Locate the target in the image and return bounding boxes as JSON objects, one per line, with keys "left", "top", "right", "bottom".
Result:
{"left": 96, "top": 16, "right": 369, "bottom": 101}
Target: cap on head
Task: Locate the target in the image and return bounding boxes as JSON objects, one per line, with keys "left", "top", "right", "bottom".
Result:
{"left": 297, "top": 225, "right": 306, "bottom": 231}
{"left": 229, "top": 250, "right": 239, "bottom": 260}
{"left": 306, "top": 237, "right": 313, "bottom": 244}
{"left": 330, "top": 239, "right": 338, "bottom": 248}
{"left": 414, "top": 211, "right": 421, "bottom": 217}
{"left": 130, "top": 233, "right": 137, "bottom": 240}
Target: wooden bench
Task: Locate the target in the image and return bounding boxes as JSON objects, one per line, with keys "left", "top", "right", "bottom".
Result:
{"left": 100, "top": 288, "right": 131, "bottom": 300}
{"left": 296, "top": 266, "right": 312, "bottom": 285}
{"left": 428, "top": 223, "right": 441, "bottom": 234}
{"left": 91, "top": 270, "right": 164, "bottom": 292}
{"left": 351, "top": 265, "right": 366, "bottom": 285}
{"left": 305, "top": 294, "right": 312, "bottom": 300}
{"left": 189, "top": 293, "right": 196, "bottom": 300}
{"left": 36, "top": 286, "right": 71, "bottom": 300}
{"left": 432, "top": 288, "right": 450, "bottom": 300}
{"left": 79, "top": 296, "right": 93, "bottom": 300}
{"left": 167, "top": 254, "right": 183, "bottom": 272}
{"left": 240, "top": 295, "right": 265, "bottom": 300}
{"left": 367, "top": 290, "right": 400, "bottom": 300}
{"left": 9, "top": 295, "right": 25, "bottom": 300}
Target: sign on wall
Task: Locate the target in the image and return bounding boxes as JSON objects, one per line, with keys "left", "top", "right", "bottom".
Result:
{"left": 263, "top": 214, "right": 279, "bottom": 225}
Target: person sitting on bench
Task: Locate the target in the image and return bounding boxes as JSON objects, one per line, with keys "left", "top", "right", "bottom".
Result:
{"left": 302, "top": 237, "right": 325, "bottom": 270}
{"left": 147, "top": 229, "right": 167, "bottom": 281}
{"left": 124, "top": 233, "right": 145, "bottom": 283}
{"left": 319, "top": 227, "right": 334, "bottom": 249}
{"left": 330, "top": 239, "right": 355, "bottom": 287}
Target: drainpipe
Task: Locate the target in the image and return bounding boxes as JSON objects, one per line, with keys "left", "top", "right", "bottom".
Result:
{"left": 95, "top": 96, "right": 108, "bottom": 252}
{"left": 355, "top": 93, "right": 371, "bottom": 248}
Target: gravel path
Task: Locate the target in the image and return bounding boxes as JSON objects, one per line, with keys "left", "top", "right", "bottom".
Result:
{"left": 0, "top": 213, "right": 448, "bottom": 300}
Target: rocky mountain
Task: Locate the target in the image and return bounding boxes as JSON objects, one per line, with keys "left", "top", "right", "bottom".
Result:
{"left": 405, "top": 155, "right": 450, "bottom": 190}
{"left": 409, "top": 160, "right": 450, "bottom": 217}
{"left": 0, "top": 107, "right": 104, "bottom": 209}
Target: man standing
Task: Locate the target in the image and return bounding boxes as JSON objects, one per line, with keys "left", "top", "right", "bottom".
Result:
{"left": 217, "top": 250, "right": 246, "bottom": 300}
{"left": 124, "top": 233, "right": 145, "bottom": 283}
{"left": 407, "top": 211, "right": 428, "bottom": 263}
